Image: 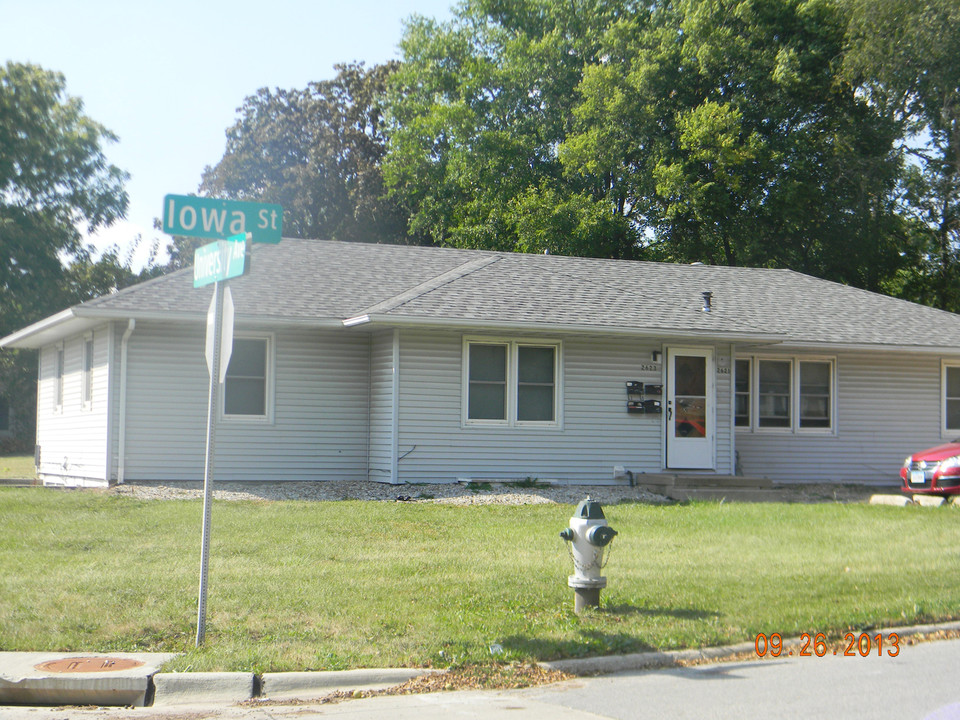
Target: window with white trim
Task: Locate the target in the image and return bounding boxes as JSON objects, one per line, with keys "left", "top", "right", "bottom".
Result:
{"left": 758, "top": 359, "right": 791, "bottom": 428}
{"left": 798, "top": 361, "right": 832, "bottom": 429}
{"left": 735, "top": 356, "right": 834, "bottom": 433}
{"left": 943, "top": 364, "right": 960, "bottom": 432}
{"left": 734, "top": 358, "right": 750, "bottom": 427}
{"left": 0, "top": 395, "right": 10, "bottom": 434}
{"left": 82, "top": 336, "right": 94, "bottom": 408}
{"left": 464, "top": 339, "right": 560, "bottom": 426}
{"left": 54, "top": 346, "right": 64, "bottom": 411}
{"left": 223, "top": 336, "right": 272, "bottom": 419}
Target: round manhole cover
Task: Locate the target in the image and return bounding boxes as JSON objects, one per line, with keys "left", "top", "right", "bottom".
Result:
{"left": 34, "top": 657, "right": 145, "bottom": 673}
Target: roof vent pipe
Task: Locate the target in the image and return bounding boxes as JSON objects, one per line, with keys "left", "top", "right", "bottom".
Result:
{"left": 702, "top": 291, "right": 713, "bottom": 313}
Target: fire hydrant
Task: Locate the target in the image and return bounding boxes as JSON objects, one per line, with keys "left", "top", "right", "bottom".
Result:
{"left": 560, "top": 497, "right": 618, "bottom": 613}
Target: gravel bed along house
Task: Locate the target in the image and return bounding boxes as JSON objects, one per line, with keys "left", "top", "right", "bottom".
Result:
{"left": 103, "top": 479, "right": 893, "bottom": 505}
{"left": 107, "top": 480, "right": 668, "bottom": 506}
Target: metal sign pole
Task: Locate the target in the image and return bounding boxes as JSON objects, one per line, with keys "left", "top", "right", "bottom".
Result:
{"left": 196, "top": 279, "right": 225, "bottom": 646}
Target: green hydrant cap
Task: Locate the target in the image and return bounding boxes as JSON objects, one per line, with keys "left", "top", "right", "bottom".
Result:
{"left": 574, "top": 498, "right": 607, "bottom": 520}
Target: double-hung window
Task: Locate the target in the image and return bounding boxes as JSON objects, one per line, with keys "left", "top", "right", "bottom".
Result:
{"left": 736, "top": 356, "right": 834, "bottom": 433}
{"left": 943, "top": 363, "right": 960, "bottom": 433}
{"left": 82, "top": 336, "right": 94, "bottom": 409}
{"left": 465, "top": 339, "right": 560, "bottom": 426}
{"left": 0, "top": 396, "right": 10, "bottom": 435}
{"left": 54, "top": 346, "right": 64, "bottom": 411}
{"left": 223, "top": 336, "right": 273, "bottom": 420}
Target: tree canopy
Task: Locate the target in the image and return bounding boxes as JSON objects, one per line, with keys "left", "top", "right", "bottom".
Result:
{"left": 383, "top": 0, "right": 916, "bottom": 290}
{"left": 384, "top": 0, "right": 641, "bottom": 257}
{"left": 0, "top": 61, "right": 129, "bottom": 334}
{"left": 843, "top": 0, "right": 960, "bottom": 308}
{"left": 197, "top": 62, "right": 407, "bottom": 256}
{"left": 0, "top": 62, "right": 147, "bottom": 450}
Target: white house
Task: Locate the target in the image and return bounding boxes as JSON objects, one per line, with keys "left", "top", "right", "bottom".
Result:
{"left": 4, "top": 238, "right": 960, "bottom": 488}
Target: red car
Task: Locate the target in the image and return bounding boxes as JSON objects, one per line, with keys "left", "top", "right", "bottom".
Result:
{"left": 901, "top": 440, "right": 960, "bottom": 495}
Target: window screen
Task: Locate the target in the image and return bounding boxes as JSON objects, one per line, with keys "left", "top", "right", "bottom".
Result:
{"left": 517, "top": 346, "right": 555, "bottom": 421}
{"left": 468, "top": 344, "right": 507, "bottom": 420}
{"left": 224, "top": 338, "right": 267, "bottom": 416}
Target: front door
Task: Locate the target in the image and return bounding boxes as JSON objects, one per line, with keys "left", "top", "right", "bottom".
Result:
{"left": 665, "top": 347, "right": 715, "bottom": 470}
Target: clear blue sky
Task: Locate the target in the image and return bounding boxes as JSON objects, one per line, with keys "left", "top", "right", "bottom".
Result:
{"left": 1, "top": 0, "right": 454, "bottom": 266}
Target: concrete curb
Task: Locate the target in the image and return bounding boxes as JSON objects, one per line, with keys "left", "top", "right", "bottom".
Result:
{"left": 152, "top": 671, "right": 255, "bottom": 706}
{"left": 260, "top": 668, "right": 438, "bottom": 700}
{"left": 538, "top": 620, "right": 960, "bottom": 676}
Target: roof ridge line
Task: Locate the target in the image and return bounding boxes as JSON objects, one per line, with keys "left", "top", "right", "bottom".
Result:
{"left": 352, "top": 254, "right": 503, "bottom": 317}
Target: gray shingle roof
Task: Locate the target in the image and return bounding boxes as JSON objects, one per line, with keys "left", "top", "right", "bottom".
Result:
{"left": 8, "top": 238, "right": 960, "bottom": 350}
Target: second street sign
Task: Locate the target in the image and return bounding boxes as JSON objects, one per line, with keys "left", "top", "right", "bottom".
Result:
{"left": 193, "top": 234, "right": 249, "bottom": 288}
{"left": 164, "top": 194, "right": 283, "bottom": 243}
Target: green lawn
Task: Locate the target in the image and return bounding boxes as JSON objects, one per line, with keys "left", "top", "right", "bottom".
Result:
{"left": 0, "top": 455, "right": 35, "bottom": 480}
{"left": 0, "top": 489, "right": 957, "bottom": 673}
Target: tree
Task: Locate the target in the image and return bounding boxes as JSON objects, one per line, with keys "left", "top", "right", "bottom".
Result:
{"left": 384, "top": 0, "right": 641, "bottom": 257}
{"left": 843, "top": 0, "right": 960, "bottom": 309}
{"left": 561, "top": 0, "right": 906, "bottom": 288}
{"left": 0, "top": 62, "right": 130, "bottom": 450}
{"left": 197, "top": 62, "right": 407, "bottom": 254}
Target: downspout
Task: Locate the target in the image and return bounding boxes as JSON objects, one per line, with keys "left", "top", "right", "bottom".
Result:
{"left": 117, "top": 319, "right": 135, "bottom": 484}
{"left": 390, "top": 328, "right": 400, "bottom": 485}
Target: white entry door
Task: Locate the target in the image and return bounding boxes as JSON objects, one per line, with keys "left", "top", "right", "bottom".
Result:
{"left": 665, "top": 347, "right": 715, "bottom": 470}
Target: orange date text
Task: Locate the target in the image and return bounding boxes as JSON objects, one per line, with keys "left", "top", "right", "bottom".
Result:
{"left": 754, "top": 632, "right": 900, "bottom": 658}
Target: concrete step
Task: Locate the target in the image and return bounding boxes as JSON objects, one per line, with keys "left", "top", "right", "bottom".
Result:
{"left": 636, "top": 474, "right": 771, "bottom": 490}
{"left": 652, "top": 488, "right": 789, "bottom": 503}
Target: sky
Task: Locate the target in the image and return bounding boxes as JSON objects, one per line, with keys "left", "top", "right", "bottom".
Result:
{"left": 1, "top": 0, "right": 455, "bottom": 268}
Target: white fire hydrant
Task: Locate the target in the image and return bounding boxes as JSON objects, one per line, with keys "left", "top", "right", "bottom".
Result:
{"left": 560, "top": 498, "right": 618, "bottom": 613}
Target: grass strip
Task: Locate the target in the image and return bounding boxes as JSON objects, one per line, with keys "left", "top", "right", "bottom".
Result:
{"left": 1, "top": 489, "right": 957, "bottom": 673}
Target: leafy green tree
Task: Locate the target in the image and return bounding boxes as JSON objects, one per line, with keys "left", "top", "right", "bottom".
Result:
{"left": 198, "top": 62, "right": 407, "bottom": 254}
{"left": 843, "top": 0, "right": 960, "bottom": 309}
{"left": 562, "top": 0, "right": 905, "bottom": 288}
{"left": 0, "top": 62, "right": 131, "bottom": 451}
{"left": 384, "top": 0, "right": 641, "bottom": 257}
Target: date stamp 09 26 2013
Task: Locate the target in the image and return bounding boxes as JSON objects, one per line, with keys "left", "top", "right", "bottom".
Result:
{"left": 755, "top": 632, "right": 901, "bottom": 658}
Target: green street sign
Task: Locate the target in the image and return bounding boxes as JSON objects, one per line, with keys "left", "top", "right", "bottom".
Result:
{"left": 164, "top": 194, "right": 283, "bottom": 243}
{"left": 193, "top": 234, "right": 249, "bottom": 288}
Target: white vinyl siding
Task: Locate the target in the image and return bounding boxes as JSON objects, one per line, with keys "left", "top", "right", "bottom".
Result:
{"left": 36, "top": 327, "right": 111, "bottom": 485}
{"left": 396, "top": 330, "right": 734, "bottom": 482}
{"left": 368, "top": 330, "right": 397, "bottom": 482}
{"left": 121, "top": 322, "right": 369, "bottom": 482}
{"left": 735, "top": 350, "right": 955, "bottom": 483}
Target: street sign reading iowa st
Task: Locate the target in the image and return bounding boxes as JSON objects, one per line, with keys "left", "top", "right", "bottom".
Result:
{"left": 163, "top": 194, "right": 283, "bottom": 243}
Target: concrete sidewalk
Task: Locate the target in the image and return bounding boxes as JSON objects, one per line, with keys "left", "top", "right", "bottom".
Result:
{"left": 3, "top": 619, "right": 959, "bottom": 713}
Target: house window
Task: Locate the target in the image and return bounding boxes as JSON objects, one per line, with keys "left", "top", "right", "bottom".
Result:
{"left": 799, "top": 361, "right": 831, "bottom": 429}
{"left": 758, "top": 359, "right": 792, "bottom": 428}
{"left": 223, "top": 337, "right": 271, "bottom": 418}
{"left": 517, "top": 346, "right": 556, "bottom": 421}
{"left": 82, "top": 337, "right": 94, "bottom": 408}
{"left": 737, "top": 356, "right": 834, "bottom": 433}
{"left": 944, "top": 365, "right": 960, "bottom": 431}
{"left": 467, "top": 343, "right": 507, "bottom": 420}
{"left": 464, "top": 339, "right": 560, "bottom": 426}
{"left": 0, "top": 396, "right": 10, "bottom": 434}
{"left": 734, "top": 358, "right": 750, "bottom": 427}
{"left": 55, "top": 347, "right": 64, "bottom": 410}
